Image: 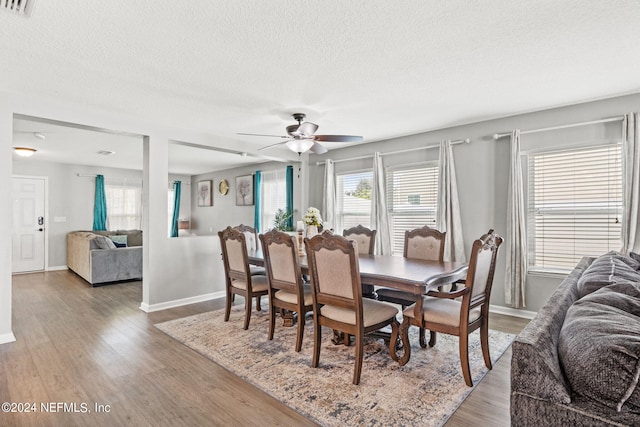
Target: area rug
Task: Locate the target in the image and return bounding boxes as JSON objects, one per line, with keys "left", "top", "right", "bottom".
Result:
{"left": 155, "top": 305, "right": 515, "bottom": 427}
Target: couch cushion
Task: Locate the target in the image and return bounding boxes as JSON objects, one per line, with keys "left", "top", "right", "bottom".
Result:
{"left": 559, "top": 283, "right": 640, "bottom": 413}
{"left": 116, "top": 230, "right": 142, "bottom": 247}
{"left": 576, "top": 252, "right": 640, "bottom": 298}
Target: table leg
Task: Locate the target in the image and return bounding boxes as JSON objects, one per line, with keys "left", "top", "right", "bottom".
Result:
{"left": 391, "top": 317, "right": 411, "bottom": 366}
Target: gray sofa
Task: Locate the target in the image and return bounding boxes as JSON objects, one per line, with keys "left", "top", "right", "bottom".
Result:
{"left": 511, "top": 252, "right": 640, "bottom": 426}
{"left": 67, "top": 230, "right": 143, "bottom": 286}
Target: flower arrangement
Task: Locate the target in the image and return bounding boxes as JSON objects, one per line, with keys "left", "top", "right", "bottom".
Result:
{"left": 303, "top": 207, "right": 323, "bottom": 227}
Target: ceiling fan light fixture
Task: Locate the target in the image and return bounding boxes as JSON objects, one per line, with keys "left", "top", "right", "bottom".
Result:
{"left": 13, "top": 147, "right": 37, "bottom": 157}
{"left": 286, "top": 139, "right": 314, "bottom": 154}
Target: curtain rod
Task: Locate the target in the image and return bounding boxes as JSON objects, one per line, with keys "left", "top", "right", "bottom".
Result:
{"left": 75, "top": 173, "right": 191, "bottom": 185}
{"left": 492, "top": 116, "right": 625, "bottom": 140}
{"left": 315, "top": 138, "right": 470, "bottom": 166}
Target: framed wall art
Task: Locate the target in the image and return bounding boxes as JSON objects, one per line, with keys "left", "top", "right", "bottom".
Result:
{"left": 197, "top": 180, "right": 213, "bottom": 207}
{"left": 235, "top": 175, "right": 254, "bottom": 206}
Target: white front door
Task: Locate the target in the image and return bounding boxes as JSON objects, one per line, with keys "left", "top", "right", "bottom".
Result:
{"left": 12, "top": 177, "right": 46, "bottom": 273}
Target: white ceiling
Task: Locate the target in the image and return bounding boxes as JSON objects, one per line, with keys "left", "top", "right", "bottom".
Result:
{"left": 3, "top": 1, "right": 640, "bottom": 174}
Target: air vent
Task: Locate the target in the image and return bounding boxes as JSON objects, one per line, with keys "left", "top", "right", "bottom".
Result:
{"left": 97, "top": 150, "right": 115, "bottom": 156}
{"left": 1, "top": 0, "right": 35, "bottom": 16}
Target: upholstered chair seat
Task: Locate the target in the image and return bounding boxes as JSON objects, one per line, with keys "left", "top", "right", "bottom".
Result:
{"left": 274, "top": 284, "right": 313, "bottom": 306}
{"left": 321, "top": 299, "right": 399, "bottom": 327}
{"left": 403, "top": 296, "right": 481, "bottom": 327}
{"left": 231, "top": 275, "right": 269, "bottom": 292}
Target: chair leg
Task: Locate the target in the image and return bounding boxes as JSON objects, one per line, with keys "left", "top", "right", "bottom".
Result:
{"left": 353, "top": 332, "right": 364, "bottom": 385}
{"left": 256, "top": 295, "right": 262, "bottom": 311}
{"left": 268, "top": 302, "right": 276, "bottom": 341}
{"left": 419, "top": 328, "right": 427, "bottom": 348}
{"left": 459, "top": 333, "right": 472, "bottom": 387}
{"left": 429, "top": 330, "right": 437, "bottom": 347}
{"left": 312, "top": 315, "right": 321, "bottom": 368}
{"left": 295, "top": 312, "right": 305, "bottom": 352}
{"left": 224, "top": 289, "right": 232, "bottom": 322}
{"left": 243, "top": 294, "right": 252, "bottom": 330}
{"left": 480, "top": 318, "right": 492, "bottom": 370}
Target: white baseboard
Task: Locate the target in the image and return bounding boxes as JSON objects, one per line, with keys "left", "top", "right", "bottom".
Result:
{"left": 0, "top": 332, "right": 16, "bottom": 345}
{"left": 47, "top": 265, "right": 68, "bottom": 271}
{"left": 140, "top": 291, "right": 226, "bottom": 313}
{"left": 489, "top": 304, "right": 537, "bottom": 320}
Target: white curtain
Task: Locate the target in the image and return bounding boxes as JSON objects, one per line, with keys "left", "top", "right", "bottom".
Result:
{"left": 105, "top": 178, "right": 143, "bottom": 230}
{"left": 371, "top": 152, "right": 392, "bottom": 255}
{"left": 622, "top": 113, "right": 640, "bottom": 253}
{"left": 322, "top": 159, "right": 336, "bottom": 231}
{"left": 505, "top": 130, "right": 527, "bottom": 308}
{"left": 436, "top": 140, "right": 466, "bottom": 262}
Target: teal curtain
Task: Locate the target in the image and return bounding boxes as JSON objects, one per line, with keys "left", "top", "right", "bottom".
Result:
{"left": 286, "top": 165, "right": 294, "bottom": 230}
{"left": 92, "top": 174, "right": 107, "bottom": 231}
{"left": 170, "top": 181, "right": 181, "bottom": 237}
{"left": 254, "top": 171, "right": 262, "bottom": 231}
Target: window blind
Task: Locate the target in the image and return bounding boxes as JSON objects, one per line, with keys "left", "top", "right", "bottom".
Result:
{"left": 336, "top": 171, "right": 373, "bottom": 233}
{"left": 386, "top": 164, "right": 439, "bottom": 255}
{"left": 527, "top": 144, "right": 623, "bottom": 272}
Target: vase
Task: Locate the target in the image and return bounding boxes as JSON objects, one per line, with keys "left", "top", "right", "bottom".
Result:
{"left": 306, "top": 225, "right": 318, "bottom": 239}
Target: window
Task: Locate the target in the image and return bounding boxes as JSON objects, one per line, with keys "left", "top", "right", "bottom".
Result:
{"left": 260, "top": 169, "right": 287, "bottom": 232}
{"left": 105, "top": 180, "right": 143, "bottom": 230}
{"left": 386, "top": 163, "right": 439, "bottom": 255}
{"left": 527, "top": 144, "right": 622, "bottom": 272}
{"left": 336, "top": 171, "right": 373, "bottom": 233}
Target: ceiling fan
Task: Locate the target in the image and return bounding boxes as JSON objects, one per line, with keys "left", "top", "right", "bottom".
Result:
{"left": 238, "top": 113, "right": 363, "bottom": 155}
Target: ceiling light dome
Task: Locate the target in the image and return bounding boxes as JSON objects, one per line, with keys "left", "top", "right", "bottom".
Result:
{"left": 286, "top": 139, "right": 314, "bottom": 154}
{"left": 13, "top": 147, "right": 37, "bottom": 157}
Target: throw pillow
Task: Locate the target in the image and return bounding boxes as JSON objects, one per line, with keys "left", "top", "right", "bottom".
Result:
{"left": 576, "top": 253, "right": 640, "bottom": 298}
{"left": 109, "top": 235, "right": 128, "bottom": 248}
{"left": 559, "top": 284, "right": 640, "bottom": 413}
{"left": 94, "top": 235, "right": 117, "bottom": 250}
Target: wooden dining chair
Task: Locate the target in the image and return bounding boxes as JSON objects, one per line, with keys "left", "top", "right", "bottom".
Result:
{"left": 400, "top": 229, "right": 503, "bottom": 386}
{"left": 376, "top": 225, "right": 446, "bottom": 347}
{"left": 259, "top": 229, "right": 313, "bottom": 352}
{"left": 218, "top": 226, "right": 269, "bottom": 330}
{"left": 234, "top": 224, "right": 266, "bottom": 276}
{"left": 343, "top": 225, "right": 377, "bottom": 299}
{"left": 305, "top": 232, "right": 400, "bottom": 385}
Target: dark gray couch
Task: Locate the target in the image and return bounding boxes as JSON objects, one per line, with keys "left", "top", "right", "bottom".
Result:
{"left": 511, "top": 253, "right": 640, "bottom": 426}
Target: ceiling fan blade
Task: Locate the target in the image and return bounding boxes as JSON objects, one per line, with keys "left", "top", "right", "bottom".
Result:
{"left": 285, "top": 124, "right": 300, "bottom": 137}
{"left": 257, "top": 140, "right": 289, "bottom": 151}
{"left": 297, "top": 122, "right": 318, "bottom": 136}
{"left": 309, "top": 141, "right": 328, "bottom": 154}
{"left": 314, "top": 135, "right": 363, "bottom": 142}
{"left": 237, "top": 132, "right": 288, "bottom": 139}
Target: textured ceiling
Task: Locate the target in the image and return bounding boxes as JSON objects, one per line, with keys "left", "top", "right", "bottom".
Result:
{"left": 3, "top": 1, "right": 640, "bottom": 173}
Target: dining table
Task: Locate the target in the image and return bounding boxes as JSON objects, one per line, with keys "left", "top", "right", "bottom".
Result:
{"left": 246, "top": 248, "right": 468, "bottom": 364}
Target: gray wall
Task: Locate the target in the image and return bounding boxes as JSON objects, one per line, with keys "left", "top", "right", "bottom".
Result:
{"left": 308, "top": 93, "right": 640, "bottom": 313}
{"left": 12, "top": 159, "right": 191, "bottom": 268}
{"left": 191, "top": 160, "right": 303, "bottom": 236}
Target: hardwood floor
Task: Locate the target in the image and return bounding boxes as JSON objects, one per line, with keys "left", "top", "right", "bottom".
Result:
{"left": 1, "top": 271, "right": 529, "bottom": 426}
